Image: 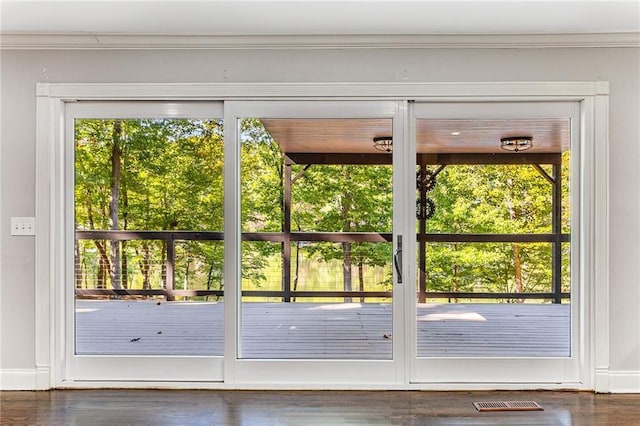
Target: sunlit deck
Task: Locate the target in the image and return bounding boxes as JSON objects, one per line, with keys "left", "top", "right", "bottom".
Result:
{"left": 76, "top": 300, "right": 570, "bottom": 359}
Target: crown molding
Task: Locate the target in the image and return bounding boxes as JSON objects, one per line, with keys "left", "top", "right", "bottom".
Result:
{"left": 2, "top": 32, "right": 639, "bottom": 50}
{"left": 35, "top": 81, "right": 606, "bottom": 101}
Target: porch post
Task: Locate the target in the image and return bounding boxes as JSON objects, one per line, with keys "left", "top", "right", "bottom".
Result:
{"left": 165, "top": 234, "right": 175, "bottom": 301}
{"left": 283, "top": 160, "right": 292, "bottom": 302}
{"left": 552, "top": 160, "right": 562, "bottom": 304}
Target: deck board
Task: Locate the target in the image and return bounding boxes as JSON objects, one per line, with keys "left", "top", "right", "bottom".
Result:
{"left": 76, "top": 300, "right": 570, "bottom": 359}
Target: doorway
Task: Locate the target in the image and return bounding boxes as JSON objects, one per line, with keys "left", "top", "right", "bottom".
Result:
{"left": 41, "top": 82, "right": 601, "bottom": 389}
{"left": 66, "top": 102, "right": 225, "bottom": 381}
{"left": 224, "top": 101, "right": 407, "bottom": 385}
{"left": 409, "top": 101, "right": 581, "bottom": 384}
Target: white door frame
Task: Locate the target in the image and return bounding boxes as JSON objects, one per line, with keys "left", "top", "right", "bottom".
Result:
{"left": 223, "top": 100, "right": 407, "bottom": 387}
{"left": 62, "top": 101, "right": 225, "bottom": 383}
{"left": 35, "top": 82, "right": 609, "bottom": 390}
{"left": 408, "top": 101, "right": 584, "bottom": 386}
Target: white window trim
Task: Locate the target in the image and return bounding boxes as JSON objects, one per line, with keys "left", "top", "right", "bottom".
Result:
{"left": 5, "top": 33, "right": 640, "bottom": 50}
{"left": 35, "top": 81, "right": 609, "bottom": 390}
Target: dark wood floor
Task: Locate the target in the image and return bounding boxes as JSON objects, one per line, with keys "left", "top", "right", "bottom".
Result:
{"left": 2, "top": 390, "right": 639, "bottom": 425}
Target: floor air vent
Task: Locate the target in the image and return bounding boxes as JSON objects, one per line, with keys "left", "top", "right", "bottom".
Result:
{"left": 473, "top": 401, "right": 543, "bottom": 412}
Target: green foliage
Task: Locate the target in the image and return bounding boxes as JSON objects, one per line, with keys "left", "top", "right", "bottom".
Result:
{"left": 240, "top": 118, "right": 284, "bottom": 233}
{"left": 75, "top": 118, "right": 225, "bottom": 293}
{"left": 75, "top": 117, "right": 571, "bottom": 302}
{"left": 76, "top": 119, "right": 224, "bottom": 232}
{"left": 427, "top": 165, "right": 553, "bottom": 234}
{"left": 423, "top": 163, "right": 569, "bottom": 301}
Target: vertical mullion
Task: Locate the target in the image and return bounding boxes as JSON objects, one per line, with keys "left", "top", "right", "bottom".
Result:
{"left": 283, "top": 161, "right": 292, "bottom": 302}
{"left": 223, "top": 104, "right": 241, "bottom": 380}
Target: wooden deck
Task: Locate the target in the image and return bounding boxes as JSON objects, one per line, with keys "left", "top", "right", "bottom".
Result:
{"left": 76, "top": 300, "right": 570, "bottom": 359}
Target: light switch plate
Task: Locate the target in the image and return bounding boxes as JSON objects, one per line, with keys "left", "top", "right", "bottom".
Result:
{"left": 11, "top": 217, "right": 36, "bottom": 236}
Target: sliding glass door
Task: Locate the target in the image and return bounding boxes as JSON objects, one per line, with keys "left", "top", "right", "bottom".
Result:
{"left": 224, "top": 101, "right": 407, "bottom": 385}
{"left": 409, "top": 101, "right": 581, "bottom": 384}
{"left": 61, "top": 97, "right": 586, "bottom": 387}
{"left": 66, "top": 102, "right": 225, "bottom": 381}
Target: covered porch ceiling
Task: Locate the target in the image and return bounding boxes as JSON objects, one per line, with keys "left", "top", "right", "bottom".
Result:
{"left": 261, "top": 118, "right": 570, "bottom": 155}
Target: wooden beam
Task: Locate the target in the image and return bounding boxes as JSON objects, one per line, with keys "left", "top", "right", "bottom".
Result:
{"left": 242, "top": 290, "right": 393, "bottom": 298}
{"left": 76, "top": 230, "right": 224, "bottom": 241}
{"left": 420, "top": 233, "right": 570, "bottom": 243}
{"left": 418, "top": 153, "right": 562, "bottom": 165}
{"left": 76, "top": 230, "right": 396, "bottom": 243}
{"left": 291, "top": 164, "right": 312, "bottom": 183}
{"left": 77, "top": 230, "right": 570, "bottom": 244}
{"left": 286, "top": 152, "right": 563, "bottom": 166}
{"left": 424, "top": 292, "right": 570, "bottom": 300}
{"left": 241, "top": 232, "right": 284, "bottom": 242}
{"left": 75, "top": 289, "right": 568, "bottom": 301}
{"left": 76, "top": 289, "right": 222, "bottom": 297}
{"left": 286, "top": 153, "right": 392, "bottom": 165}
{"left": 532, "top": 164, "right": 555, "bottom": 185}
{"left": 291, "top": 232, "right": 392, "bottom": 243}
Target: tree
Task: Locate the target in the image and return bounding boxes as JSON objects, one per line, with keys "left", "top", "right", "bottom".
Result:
{"left": 425, "top": 162, "right": 565, "bottom": 302}
{"left": 240, "top": 118, "right": 285, "bottom": 289}
{"left": 292, "top": 164, "right": 393, "bottom": 301}
{"left": 75, "top": 115, "right": 570, "bottom": 304}
{"left": 75, "top": 118, "right": 226, "bottom": 294}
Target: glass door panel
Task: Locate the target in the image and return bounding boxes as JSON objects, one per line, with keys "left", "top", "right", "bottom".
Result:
{"left": 411, "top": 102, "right": 580, "bottom": 383}
{"left": 239, "top": 118, "right": 394, "bottom": 360}
{"left": 67, "top": 102, "right": 224, "bottom": 381}
{"left": 226, "top": 101, "right": 405, "bottom": 385}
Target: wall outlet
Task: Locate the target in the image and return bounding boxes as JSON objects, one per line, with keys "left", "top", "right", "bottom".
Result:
{"left": 11, "top": 217, "right": 36, "bottom": 236}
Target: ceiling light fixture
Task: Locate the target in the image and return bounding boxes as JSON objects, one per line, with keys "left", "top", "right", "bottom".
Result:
{"left": 373, "top": 136, "right": 393, "bottom": 153}
{"left": 500, "top": 136, "right": 533, "bottom": 152}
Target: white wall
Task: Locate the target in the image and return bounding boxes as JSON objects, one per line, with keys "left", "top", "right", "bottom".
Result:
{"left": 1, "top": 46, "right": 639, "bottom": 390}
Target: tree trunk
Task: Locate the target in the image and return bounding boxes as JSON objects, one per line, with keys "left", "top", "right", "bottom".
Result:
{"left": 121, "top": 242, "right": 128, "bottom": 289}
{"left": 358, "top": 258, "right": 365, "bottom": 303}
{"left": 121, "top": 172, "right": 129, "bottom": 289}
{"left": 138, "top": 243, "right": 151, "bottom": 290}
{"left": 513, "top": 243, "right": 525, "bottom": 303}
{"left": 84, "top": 190, "right": 110, "bottom": 290}
{"left": 341, "top": 171, "right": 353, "bottom": 303}
{"left": 94, "top": 241, "right": 111, "bottom": 289}
{"left": 109, "top": 120, "right": 123, "bottom": 290}
{"left": 82, "top": 256, "right": 87, "bottom": 289}
{"left": 96, "top": 251, "right": 109, "bottom": 288}
{"left": 507, "top": 178, "right": 524, "bottom": 303}
{"left": 451, "top": 243, "right": 459, "bottom": 303}
{"left": 343, "top": 241, "right": 353, "bottom": 303}
{"left": 74, "top": 240, "right": 83, "bottom": 289}
{"left": 292, "top": 241, "right": 301, "bottom": 302}
{"left": 161, "top": 240, "right": 167, "bottom": 290}
{"left": 206, "top": 259, "right": 215, "bottom": 301}
{"left": 185, "top": 258, "right": 190, "bottom": 291}
{"left": 452, "top": 263, "right": 459, "bottom": 304}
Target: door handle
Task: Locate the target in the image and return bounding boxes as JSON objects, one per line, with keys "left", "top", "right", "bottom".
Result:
{"left": 394, "top": 235, "right": 403, "bottom": 284}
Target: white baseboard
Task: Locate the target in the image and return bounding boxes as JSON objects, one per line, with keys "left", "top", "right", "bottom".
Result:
{"left": 0, "top": 368, "right": 50, "bottom": 390}
{"left": 3, "top": 367, "right": 637, "bottom": 392}
{"left": 608, "top": 371, "right": 640, "bottom": 393}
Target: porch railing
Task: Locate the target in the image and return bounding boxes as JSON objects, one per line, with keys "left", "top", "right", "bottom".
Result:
{"left": 75, "top": 230, "right": 570, "bottom": 302}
